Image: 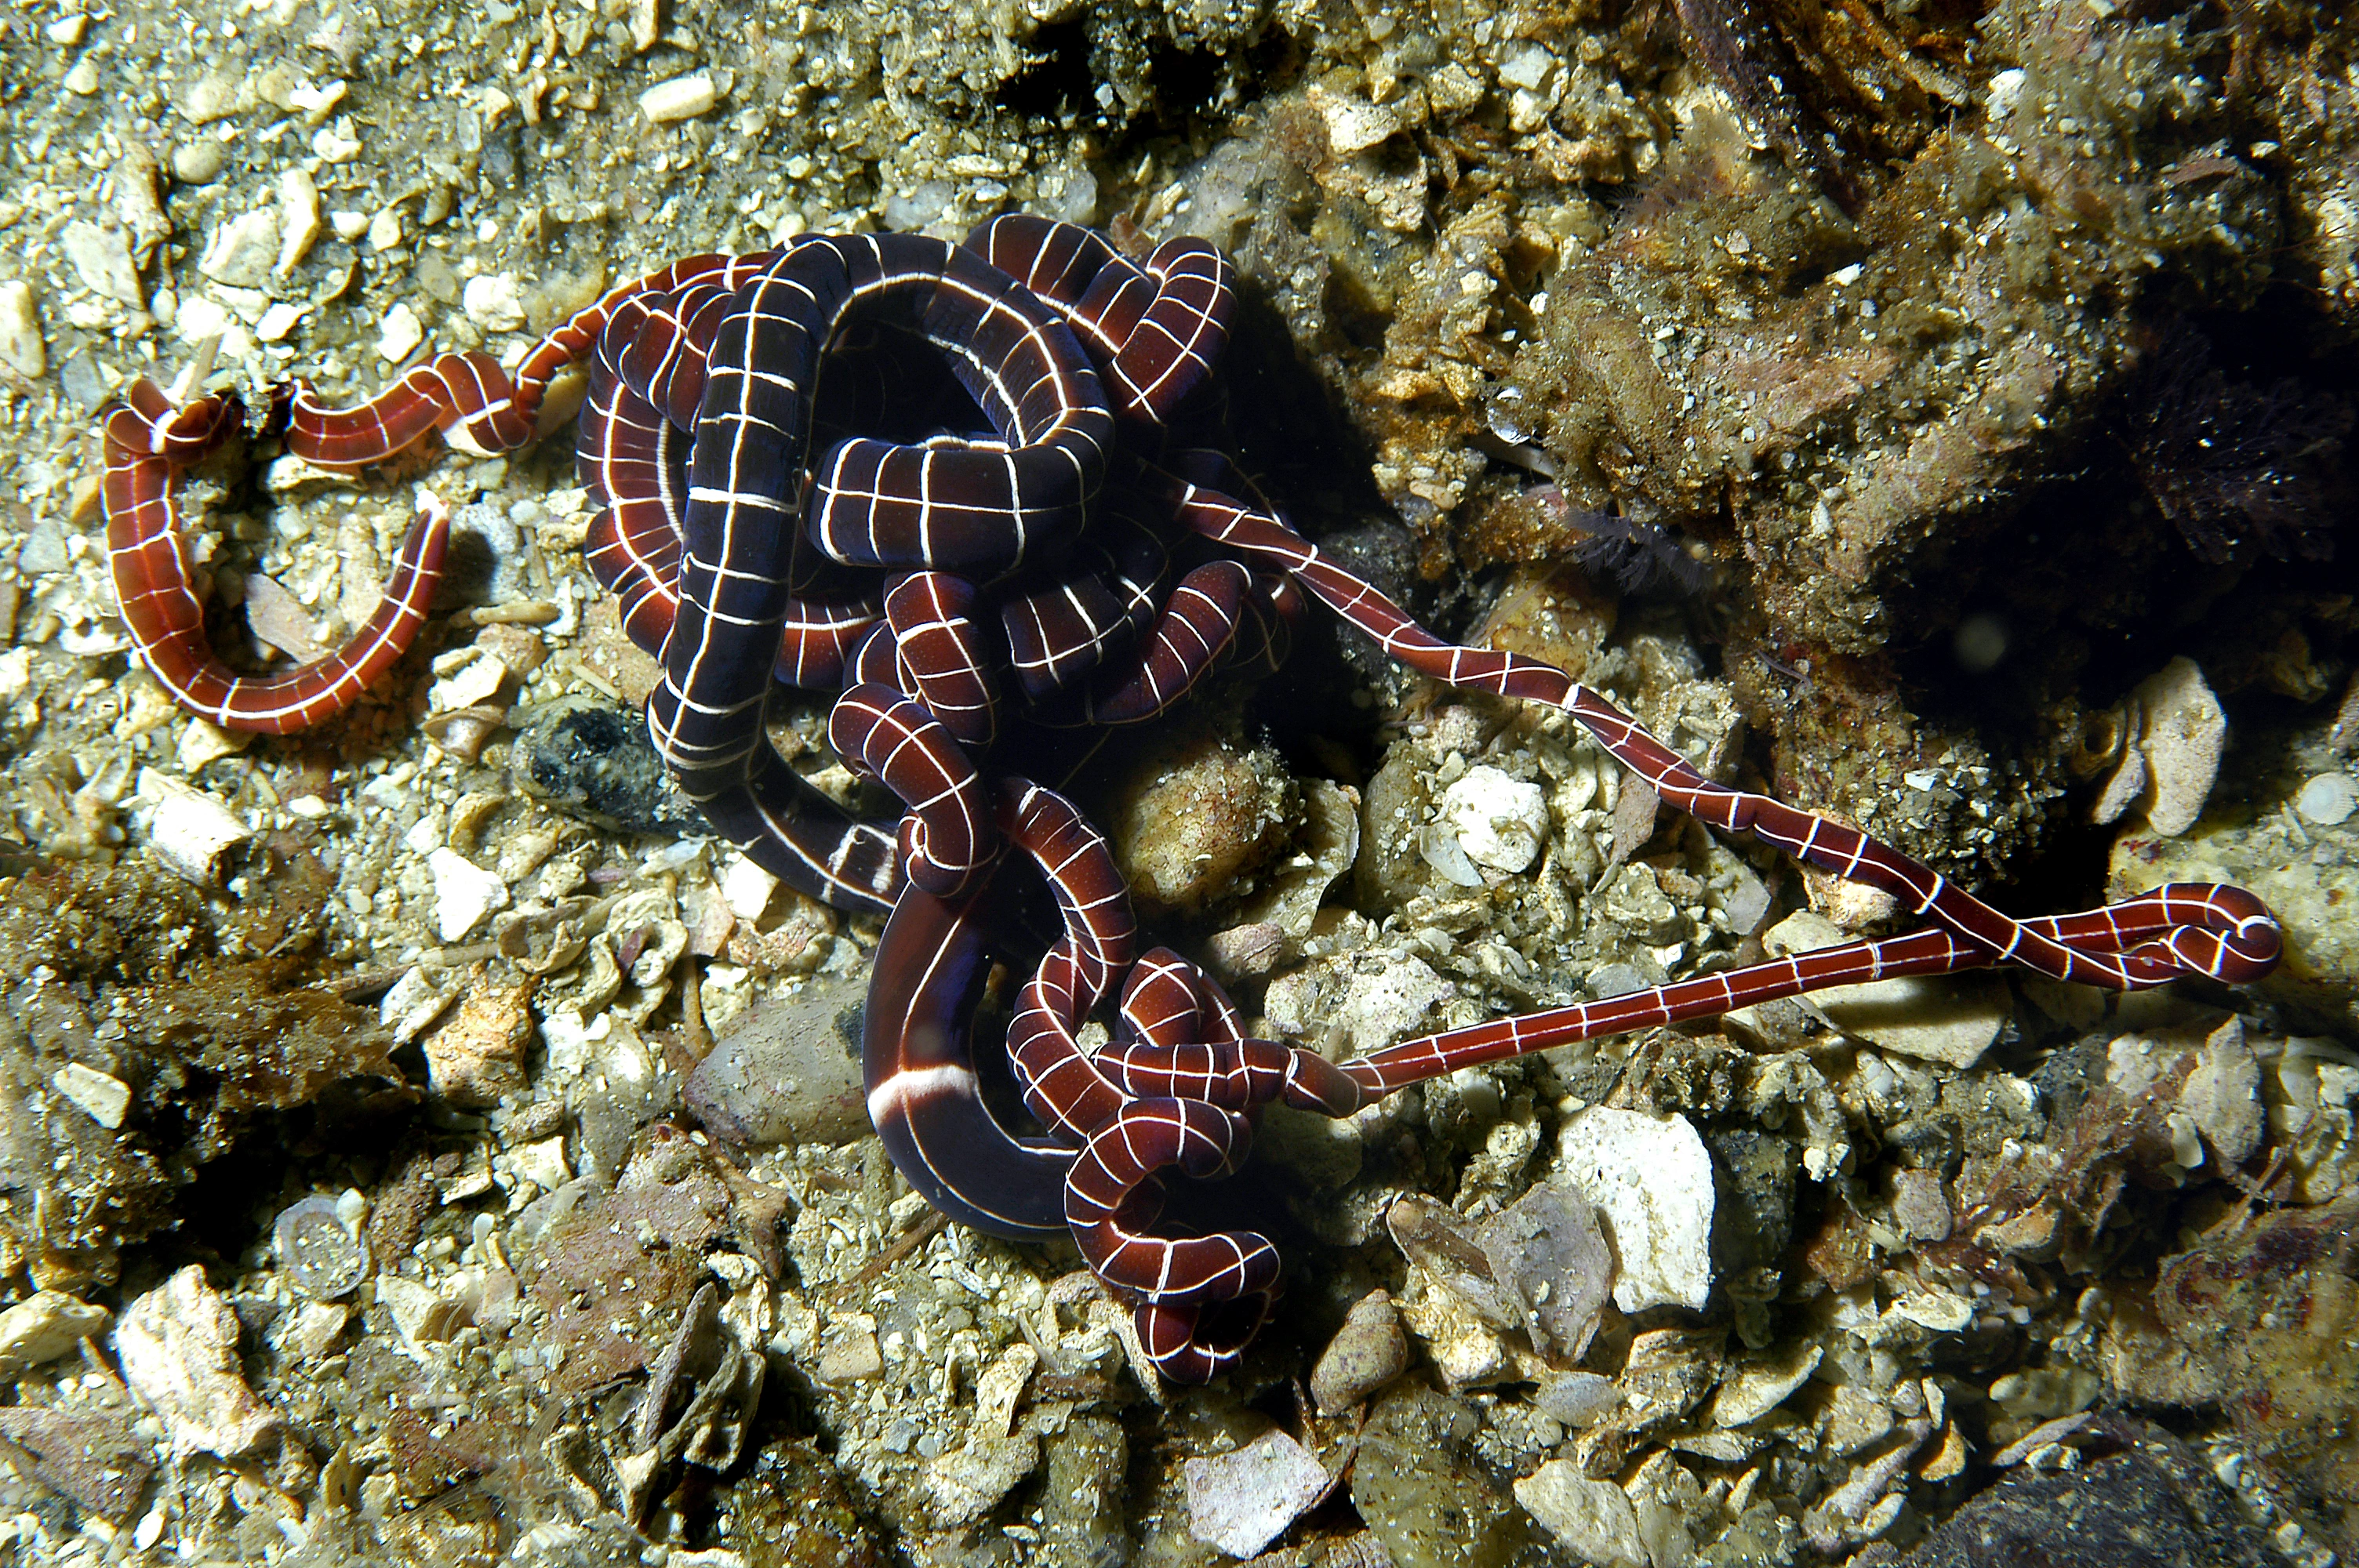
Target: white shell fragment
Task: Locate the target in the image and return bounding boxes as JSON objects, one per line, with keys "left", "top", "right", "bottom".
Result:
{"left": 2295, "top": 772, "right": 2357, "bottom": 827}
{"left": 1708, "top": 1341, "right": 1824, "bottom": 1428}
{"left": 1554, "top": 1107, "right": 1715, "bottom": 1314}
{"left": 1439, "top": 764, "right": 1550, "bottom": 873}
{"left": 2093, "top": 656, "right": 2227, "bottom": 837}
{"left": 196, "top": 208, "right": 279, "bottom": 289}
{"left": 640, "top": 74, "right": 719, "bottom": 124}
{"left": 429, "top": 846, "right": 510, "bottom": 941}
{"left": 0, "top": 280, "right": 46, "bottom": 379}
{"left": 1762, "top": 910, "right": 2011, "bottom": 1069}
{"left": 61, "top": 219, "right": 146, "bottom": 307}
{"left": 113, "top": 1265, "right": 283, "bottom": 1459}
{"left": 1514, "top": 1461, "right": 1649, "bottom": 1568}
{"left": 722, "top": 854, "right": 781, "bottom": 922}
{"left": 51, "top": 1061, "right": 132, "bottom": 1129}
{"left": 462, "top": 272, "right": 527, "bottom": 332}
{"left": 136, "top": 768, "right": 253, "bottom": 884}
{"left": 376, "top": 300, "right": 424, "bottom": 363}
{"left": 1184, "top": 1428, "right": 1329, "bottom": 1558}
{"left": 277, "top": 168, "right": 322, "bottom": 277}
{"left": 0, "top": 1290, "right": 110, "bottom": 1378}
{"left": 376, "top": 1274, "right": 466, "bottom": 1347}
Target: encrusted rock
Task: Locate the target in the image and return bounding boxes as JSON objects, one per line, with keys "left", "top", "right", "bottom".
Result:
{"left": 420, "top": 977, "right": 534, "bottom": 1108}
{"left": 136, "top": 768, "right": 253, "bottom": 884}
{"left": 1184, "top": 1428, "right": 1330, "bottom": 1558}
{"left": 1310, "top": 1289, "right": 1408, "bottom": 1416}
{"left": 196, "top": 208, "right": 278, "bottom": 289}
{"left": 112, "top": 1265, "right": 282, "bottom": 1459}
{"left": 0, "top": 1289, "right": 109, "bottom": 1377}
{"left": 1555, "top": 1106, "right": 1715, "bottom": 1313}
{"left": 1514, "top": 1461, "right": 1648, "bottom": 1568}
{"left": 1762, "top": 909, "right": 2010, "bottom": 1069}
{"left": 0, "top": 281, "right": 45, "bottom": 379}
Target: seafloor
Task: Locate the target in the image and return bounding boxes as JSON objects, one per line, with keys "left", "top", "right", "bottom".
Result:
{"left": 0, "top": 0, "right": 2354, "bottom": 1565}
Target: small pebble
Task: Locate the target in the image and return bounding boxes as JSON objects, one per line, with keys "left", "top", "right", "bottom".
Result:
{"left": 376, "top": 1274, "right": 465, "bottom": 1346}
{"left": 2295, "top": 772, "right": 2357, "bottom": 827}
{"left": 1310, "top": 1290, "right": 1408, "bottom": 1416}
{"left": 365, "top": 207, "right": 403, "bottom": 252}
{"left": 112, "top": 1267, "right": 282, "bottom": 1459}
{"left": 276, "top": 168, "right": 322, "bottom": 275}
{"left": 170, "top": 140, "right": 227, "bottom": 184}
{"left": 178, "top": 72, "right": 238, "bottom": 125}
{"left": 196, "top": 208, "right": 278, "bottom": 289}
{"left": 1184, "top": 1428, "right": 1330, "bottom": 1559}
{"left": 639, "top": 73, "right": 718, "bottom": 124}
{"left": 0, "top": 280, "right": 45, "bottom": 379}
{"left": 137, "top": 768, "right": 253, "bottom": 884}
{"left": 63, "top": 56, "right": 100, "bottom": 96}
{"left": 51, "top": 1062, "right": 131, "bottom": 1129}
{"left": 429, "top": 846, "right": 509, "bottom": 940}
{"left": 45, "top": 14, "right": 89, "bottom": 45}
{"left": 329, "top": 209, "right": 370, "bottom": 241}
{"left": 376, "top": 301, "right": 424, "bottom": 363}
{"left": 254, "top": 301, "right": 305, "bottom": 343}
{"left": 0, "top": 1291, "right": 110, "bottom": 1378}
{"left": 462, "top": 272, "right": 527, "bottom": 332}
{"left": 273, "top": 1196, "right": 370, "bottom": 1301}
{"left": 1556, "top": 1106, "right": 1716, "bottom": 1313}
{"left": 60, "top": 220, "right": 144, "bottom": 307}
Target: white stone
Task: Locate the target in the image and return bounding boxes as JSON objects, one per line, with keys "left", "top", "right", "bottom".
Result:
{"left": 311, "top": 118, "right": 362, "bottom": 162}
{"left": 176, "top": 717, "right": 249, "bottom": 773}
{"left": 640, "top": 74, "right": 719, "bottom": 123}
{"left": 286, "top": 78, "right": 348, "bottom": 125}
{"left": 722, "top": 854, "right": 781, "bottom": 921}
{"left": 52, "top": 1061, "right": 131, "bottom": 1128}
{"left": 172, "top": 292, "right": 245, "bottom": 354}
{"left": 366, "top": 207, "right": 403, "bottom": 252}
{"left": 60, "top": 219, "right": 145, "bottom": 306}
{"left": 461, "top": 272, "right": 527, "bottom": 332}
{"left": 1888, "top": 1290, "right": 1975, "bottom": 1333}
{"left": 329, "top": 209, "right": 370, "bottom": 241}
{"left": 428, "top": 847, "right": 509, "bottom": 941}
{"left": 1763, "top": 910, "right": 2010, "bottom": 1069}
{"left": 0, "top": 279, "right": 45, "bottom": 379}
{"left": 1554, "top": 1107, "right": 1714, "bottom": 1313}
{"left": 113, "top": 1265, "right": 282, "bottom": 1459}
{"left": 1709, "top": 1342, "right": 1823, "bottom": 1427}
{"left": 1312, "top": 82, "right": 1402, "bottom": 154}
{"left": 1514, "top": 1461, "right": 1648, "bottom": 1568}
{"left": 277, "top": 168, "right": 322, "bottom": 276}
{"left": 137, "top": 768, "right": 253, "bottom": 884}
{"left": 2134, "top": 657, "right": 2226, "bottom": 837}
{"left": 1336, "top": 953, "right": 1454, "bottom": 1058}
{"left": 2295, "top": 773, "right": 2357, "bottom": 827}
{"left": 0, "top": 1290, "right": 109, "bottom": 1377}
{"left": 197, "top": 208, "right": 278, "bottom": 289}
{"left": 375, "top": 1274, "right": 465, "bottom": 1347}
{"left": 255, "top": 301, "right": 306, "bottom": 343}
{"left": 512, "top": 1134, "right": 572, "bottom": 1192}
{"left": 0, "top": 280, "right": 45, "bottom": 378}
{"left": 179, "top": 72, "right": 239, "bottom": 125}
{"left": 429, "top": 649, "right": 511, "bottom": 712}
{"left": 1184, "top": 1428, "right": 1330, "bottom": 1558}
{"left": 376, "top": 301, "right": 424, "bottom": 363}
{"left": 1439, "top": 764, "right": 1549, "bottom": 873}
